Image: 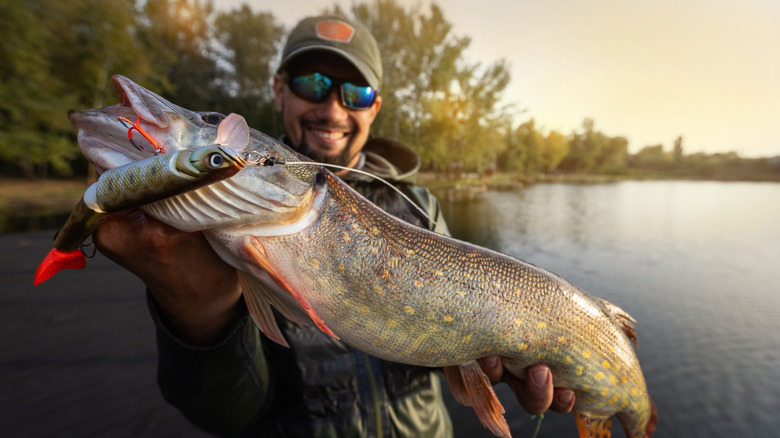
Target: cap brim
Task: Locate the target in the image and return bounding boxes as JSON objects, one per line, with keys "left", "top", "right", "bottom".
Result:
{"left": 280, "top": 46, "right": 381, "bottom": 91}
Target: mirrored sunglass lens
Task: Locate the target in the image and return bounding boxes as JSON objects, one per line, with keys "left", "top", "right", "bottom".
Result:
{"left": 342, "top": 83, "right": 375, "bottom": 109}
{"left": 291, "top": 73, "right": 332, "bottom": 102}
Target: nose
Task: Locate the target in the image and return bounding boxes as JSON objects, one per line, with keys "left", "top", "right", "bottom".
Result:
{"left": 314, "top": 87, "right": 349, "bottom": 122}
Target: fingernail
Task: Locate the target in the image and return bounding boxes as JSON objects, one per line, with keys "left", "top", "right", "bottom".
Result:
{"left": 557, "top": 390, "right": 574, "bottom": 407}
{"left": 531, "top": 368, "right": 549, "bottom": 388}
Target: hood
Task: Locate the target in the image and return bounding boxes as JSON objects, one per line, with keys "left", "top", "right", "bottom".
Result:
{"left": 348, "top": 136, "right": 421, "bottom": 184}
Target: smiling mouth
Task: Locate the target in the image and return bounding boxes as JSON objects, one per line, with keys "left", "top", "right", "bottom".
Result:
{"left": 309, "top": 127, "right": 348, "bottom": 141}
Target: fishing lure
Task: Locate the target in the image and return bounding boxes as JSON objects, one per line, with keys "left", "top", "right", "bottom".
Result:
{"left": 34, "top": 114, "right": 250, "bottom": 285}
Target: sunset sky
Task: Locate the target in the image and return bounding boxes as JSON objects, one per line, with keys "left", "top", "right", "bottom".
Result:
{"left": 220, "top": 0, "right": 780, "bottom": 157}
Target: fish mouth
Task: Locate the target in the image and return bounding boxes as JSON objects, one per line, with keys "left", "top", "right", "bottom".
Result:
{"left": 114, "top": 76, "right": 133, "bottom": 108}
{"left": 67, "top": 75, "right": 172, "bottom": 172}
{"left": 68, "top": 75, "right": 171, "bottom": 129}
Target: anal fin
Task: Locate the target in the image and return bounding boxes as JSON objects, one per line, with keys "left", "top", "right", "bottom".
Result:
{"left": 446, "top": 360, "right": 511, "bottom": 438}
{"left": 34, "top": 248, "right": 86, "bottom": 286}
{"left": 238, "top": 271, "right": 289, "bottom": 347}
{"left": 574, "top": 410, "right": 613, "bottom": 438}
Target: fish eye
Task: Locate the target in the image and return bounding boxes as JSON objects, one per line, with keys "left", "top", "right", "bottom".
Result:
{"left": 207, "top": 153, "right": 225, "bottom": 168}
{"left": 201, "top": 113, "right": 226, "bottom": 125}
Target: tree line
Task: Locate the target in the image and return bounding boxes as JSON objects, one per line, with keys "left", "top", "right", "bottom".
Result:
{"left": 1, "top": 0, "right": 777, "bottom": 181}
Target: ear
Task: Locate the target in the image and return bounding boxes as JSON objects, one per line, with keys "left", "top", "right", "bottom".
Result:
{"left": 368, "top": 95, "right": 382, "bottom": 121}
{"left": 273, "top": 74, "right": 284, "bottom": 112}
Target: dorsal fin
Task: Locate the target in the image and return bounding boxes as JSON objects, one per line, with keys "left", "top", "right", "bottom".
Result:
{"left": 601, "top": 299, "right": 638, "bottom": 348}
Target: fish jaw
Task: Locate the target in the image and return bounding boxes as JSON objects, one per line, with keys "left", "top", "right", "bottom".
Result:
{"left": 68, "top": 75, "right": 226, "bottom": 173}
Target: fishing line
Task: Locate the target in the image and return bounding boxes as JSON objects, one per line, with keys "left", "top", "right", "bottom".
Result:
{"left": 284, "top": 160, "right": 436, "bottom": 230}
{"left": 244, "top": 151, "right": 436, "bottom": 230}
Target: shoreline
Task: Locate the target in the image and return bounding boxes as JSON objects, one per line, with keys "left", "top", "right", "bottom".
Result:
{"left": 2, "top": 171, "right": 778, "bottom": 219}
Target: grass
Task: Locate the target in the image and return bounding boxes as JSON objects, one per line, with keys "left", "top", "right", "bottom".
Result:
{"left": 0, "top": 178, "right": 87, "bottom": 214}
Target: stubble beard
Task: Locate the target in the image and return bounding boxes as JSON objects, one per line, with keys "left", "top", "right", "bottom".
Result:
{"left": 295, "top": 140, "right": 355, "bottom": 168}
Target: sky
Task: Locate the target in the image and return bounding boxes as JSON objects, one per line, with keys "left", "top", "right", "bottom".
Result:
{"left": 217, "top": 0, "right": 780, "bottom": 157}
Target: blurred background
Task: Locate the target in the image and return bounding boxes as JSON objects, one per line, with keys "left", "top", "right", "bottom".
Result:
{"left": 2, "top": 1, "right": 779, "bottom": 437}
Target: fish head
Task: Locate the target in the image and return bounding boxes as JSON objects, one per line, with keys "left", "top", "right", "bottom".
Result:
{"left": 68, "top": 75, "right": 324, "bottom": 231}
{"left": 68, "top": 75, "right": 236, "bottom": 173}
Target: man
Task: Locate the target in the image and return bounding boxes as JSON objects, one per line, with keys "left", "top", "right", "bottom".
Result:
{"left": 95, "top": 15, "right": 574, "bottom": 437}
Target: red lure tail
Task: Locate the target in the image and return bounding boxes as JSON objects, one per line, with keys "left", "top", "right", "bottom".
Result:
{"left": 34, "top": 248, "right": 86, "bottom": 286}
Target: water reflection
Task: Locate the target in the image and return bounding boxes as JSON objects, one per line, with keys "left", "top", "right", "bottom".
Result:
{"left": 441, "top": 180, "right": 780, "bottom": 437}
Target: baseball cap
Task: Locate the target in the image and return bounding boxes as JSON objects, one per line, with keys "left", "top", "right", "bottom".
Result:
{"left": 279, "top": 15, "right": 383, "bottom": 91}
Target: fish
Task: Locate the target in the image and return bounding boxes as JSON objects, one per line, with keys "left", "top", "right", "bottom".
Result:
{"left": 57, "top": 75, "right": 657, "bottom": 438}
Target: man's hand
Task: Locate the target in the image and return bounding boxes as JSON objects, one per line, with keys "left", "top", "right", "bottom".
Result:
{"left": 94, "top": 210, "right": 243, "bottom": 345}
{"left": 478, "top": 357, "right": 575, "bottom": 415}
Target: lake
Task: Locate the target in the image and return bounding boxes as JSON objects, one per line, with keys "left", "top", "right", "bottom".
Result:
{"left": 438, "top": 180, "right": 780, "bottom": 437}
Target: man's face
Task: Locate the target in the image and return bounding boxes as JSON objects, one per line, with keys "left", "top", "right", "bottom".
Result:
{"left": 273, "top": 53, "right": 382, "bottom": 169}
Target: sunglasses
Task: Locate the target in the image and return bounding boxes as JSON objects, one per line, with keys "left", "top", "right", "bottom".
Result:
{"left": 286, "top": 72, "right": 377, "bottom": 110}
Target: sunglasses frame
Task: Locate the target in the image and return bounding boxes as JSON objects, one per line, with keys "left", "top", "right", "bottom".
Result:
{"left": 284, "top": 71, "right": 377, "bottom": 111}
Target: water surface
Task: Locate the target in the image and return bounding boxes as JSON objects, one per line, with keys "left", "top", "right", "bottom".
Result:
{"left": 440, "top": 180, "right": 780, "bottom": 437}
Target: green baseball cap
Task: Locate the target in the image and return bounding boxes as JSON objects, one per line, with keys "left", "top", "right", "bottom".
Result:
{"left": 279, "top": 15, "right": 383, "bottom": 91}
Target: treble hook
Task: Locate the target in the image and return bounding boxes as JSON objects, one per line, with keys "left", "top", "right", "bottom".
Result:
{"left": 118, "top": 116, "right": 165, "bottom": 154}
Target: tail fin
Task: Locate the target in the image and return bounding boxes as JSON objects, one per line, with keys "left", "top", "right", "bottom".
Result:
{"left": 34, "top": 248, "right": 86, "bottom": 286}
{"left": 618, "top": 398, "right": 658, "bottom": 438}
{"left": 574, "top": 410, "right": 612, "bottom": 438}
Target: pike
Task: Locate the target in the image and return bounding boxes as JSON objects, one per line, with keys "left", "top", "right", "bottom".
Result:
{"left": 42, "top": 75, "right": 657, "bottom": 438}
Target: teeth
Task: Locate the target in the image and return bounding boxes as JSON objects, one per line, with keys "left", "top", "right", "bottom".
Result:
{"left": 311, "top": 128, "right": 345, "bottom": 140}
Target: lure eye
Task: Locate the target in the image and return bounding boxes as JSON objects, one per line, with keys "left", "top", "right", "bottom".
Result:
{"left": 207, "top": 153, "right": 225, "bottom": 168}
{"left": 201, "top": 113, "right": 226, "bottom": 125}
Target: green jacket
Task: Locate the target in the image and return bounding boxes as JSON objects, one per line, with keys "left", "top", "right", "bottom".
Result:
{"left": 151, "top": 137, "right": 453, "bottom": 437}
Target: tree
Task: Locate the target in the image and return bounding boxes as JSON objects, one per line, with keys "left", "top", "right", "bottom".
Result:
{"left": 213, "top": 5, "right": 284, "bottom": 135}
{"left": 0, "top": 0, "right": 81, "bottom": 177}
{"left": 630, "top": 144, "right": 672, "bottom": 171}
{"left": 673, "top": 136, "right": 683, "bottom": 164}
{"left": 338, "top": 0, "right": 511, "bottom": 171}
{"left": 542, "top": 130, "right": 570, "bottom": 172}
{"left": 559, "top": 119, "right": 626, "bottom": 173}
{"left": 44, "top": 0, "right": 149, "bottom": 109}
{"left": 139, "top": 0, "right": 219, "bottom": 110}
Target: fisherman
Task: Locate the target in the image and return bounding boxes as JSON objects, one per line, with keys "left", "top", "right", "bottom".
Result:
{"left": 94, "top": 15, "right": 575, "bottom": 436}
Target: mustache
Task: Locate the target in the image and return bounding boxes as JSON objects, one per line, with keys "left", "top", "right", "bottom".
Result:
{"left": 301, "top": 119, "right": 352, "bottom": 132}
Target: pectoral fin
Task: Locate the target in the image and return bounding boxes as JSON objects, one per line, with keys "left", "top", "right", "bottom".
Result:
{"left": 215, "top": 113, "right": 250, "bottom": 153}
{"left": 240, "top": 236, "right": 338, "bottom": 340}
{"left": 444, "top": 361, "right": 510, "bottom": 438}
{"left": 238, "top": 271, "right": 289, "bottom": 347}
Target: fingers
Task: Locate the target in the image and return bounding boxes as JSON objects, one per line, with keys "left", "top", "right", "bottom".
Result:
{"left": 520, "top": 364, "right": 554, "bottom": 415}
{"left": 93, "top": 210, "right": 243, "bottom": 345}
{"left": 496, "top": 363, "right": 576, "bottom": 415}
{"left": 477, "top": 356, "right": 503, "bottom": 383}
{"left": 552, "top": 387, "right": 575, "bottom": 413}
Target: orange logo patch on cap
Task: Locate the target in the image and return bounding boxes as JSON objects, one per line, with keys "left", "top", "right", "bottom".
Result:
{"left": 316, "top": 20, "right": 355, "bottom": 43}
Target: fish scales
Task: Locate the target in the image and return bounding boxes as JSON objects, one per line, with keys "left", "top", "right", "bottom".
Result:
{"left": 254, "top": 173, "right": 653, "bottom": 435}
